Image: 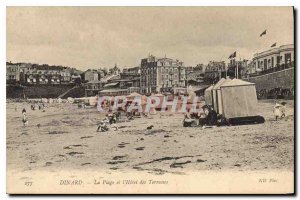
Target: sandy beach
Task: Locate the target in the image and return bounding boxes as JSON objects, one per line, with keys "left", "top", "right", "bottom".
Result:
{"left": 6, "top": 99, "right": 294, "bottom": 193}
{"left": 7, "top": 99, "right": 294, "bottom": 173}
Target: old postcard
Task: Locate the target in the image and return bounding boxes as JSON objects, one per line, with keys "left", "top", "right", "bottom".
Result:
{"left": 6, "top": 6, "right": 294, "bottom": 194}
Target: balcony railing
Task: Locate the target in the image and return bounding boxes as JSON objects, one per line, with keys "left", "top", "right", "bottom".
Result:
{"left": 249, "top": 62, "right": 294, "bottom": 77}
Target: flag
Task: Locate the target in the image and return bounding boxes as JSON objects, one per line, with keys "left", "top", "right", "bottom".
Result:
{"left": 271, "top": 43, "right": 276, "bottom": 47}
{"left": 260, "top": 30, "right": 267, "bottom": 37}
{"left": 228, "top": 51, "right": 236, "bottom": 59}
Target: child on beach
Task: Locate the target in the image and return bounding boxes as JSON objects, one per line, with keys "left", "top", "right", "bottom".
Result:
{"left": 273, "top": 103, "right": 282, "bottom": 121}
{"left": 281, "top": 102, "right": 287, "bottom": 118}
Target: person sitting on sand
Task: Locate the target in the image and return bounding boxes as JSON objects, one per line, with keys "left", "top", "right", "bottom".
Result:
{"left": 97, "top": 117, "right": 109, "bottom": 132}
{"left": 198, "top": 105, "right": 217, "bottom": 126}
{"left": 183, "top": 109, "right": 199, "bottom": 127}
{"left": 22, "top": 108, "right": 26, "bottom": 114}
{"left": 206, "top": 106, "right": 218, "bottom": 126}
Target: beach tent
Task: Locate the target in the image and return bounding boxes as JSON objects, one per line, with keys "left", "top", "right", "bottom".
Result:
{"left": 212, "top": 78, "right": 232, "bottom": 114}
{"left": 204, "top": 85, "right": 214, "bottom": 106}
{"left": 88, "top": 96, "right": 98, "bottom": 106}
{"left": 41, "top": 98, "right": 48, "bottom": 103}
{"left": 57, "top": 98, "right": 62, "bottom": 103}
{"left": 67, "top": 97, "right": 74, "bottom": 104}
{"left": 220, "top": 79, "right": 258, "bottom": 119}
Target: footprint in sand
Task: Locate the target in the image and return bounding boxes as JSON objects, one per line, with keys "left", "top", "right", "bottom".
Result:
{"left": 48, "top": 131, "right": 67, "bottom": 135}
{"left": 45, "top": 162, "right": 52, "bottom": 166}
{"left": 110, "top": 167, "right": 119, "bottom": 170}
{"left": 80, "top": 136, "right": 93, "bottom": 139}
{"left": 64, "top": 144, "right": 88, "bottom": 149}
{"left": 170, "top": 161, "right": 191, "bottom": 168}
{"left": 117, "top": 142, "right": 130, "bottom": 148}
{"left": 107, "top": 161, "right": 127, "bottom": 165}
{"left": 67, "top": 152, "right": 84, "bottom": 156}
{"left": 112, "top": 155, "right": 127, "bottom": 160}
{"left": 81, "top": 163, "right": 91, "bottom": 166}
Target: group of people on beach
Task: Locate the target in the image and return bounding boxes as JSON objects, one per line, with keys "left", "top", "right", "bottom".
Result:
{"left": 19, "top": 102, "right": 47, "bottom": 126}
{"left": 30, "top": 103, "right": 46, "bottom": 111}
{"left": 183, "top": 105, "right": 218, "bottom": 128}
{"left": 97, "top": 112, "right": 121, "bottom": 132}
{"left": 96, "top": 110, "right": 143, "bottom": 132}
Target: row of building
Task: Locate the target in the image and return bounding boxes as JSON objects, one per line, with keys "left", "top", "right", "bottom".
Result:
{"left": 7, "top": 43, "right": 294, "bottom": 97}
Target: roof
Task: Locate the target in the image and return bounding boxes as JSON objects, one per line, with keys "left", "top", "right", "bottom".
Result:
{"left": 190, "top": 85, "right": 210, "bottom": 92}
{"left": 152, "top": 93, "right": 164, "bottom": 97}
{"left": 100, "top": 89, "right": 128, "bottom": 93}
{"left": 220, "top": 79, "right": 255, "bottom": 87}
{"left": 86, "top": 80, "right": 102, "bottom": 84}
{"left": 127, "top": 92, "right": 142, "bottom": 97}
{"left": 212, "top": 78, "right": 232, "bottom": 90}
{"left": 104, "top": 82, "right": 119, "bottom": 88}
{"left": 205, "top": 85, "right": 214, "bottom": 92}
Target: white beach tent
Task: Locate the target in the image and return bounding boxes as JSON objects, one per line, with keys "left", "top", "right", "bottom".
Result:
{"left": 204, "top": 85, "right": 214, "bottom": 106}
{"left": 212, "top": 78, "right": 232, "bottom": 114}
{"left": 220, "top": 79, "right": 258, "bottom": 119}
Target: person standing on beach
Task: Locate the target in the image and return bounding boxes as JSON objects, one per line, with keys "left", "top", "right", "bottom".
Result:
{"left": 281, "top": 102, "right": 287, "bottom": 118}
{"left": 22, "top": 108, "right": 26, "bottom": 114}
{"left": 274, "top": 103, "right": 282, "bottom": 121}
{"left": 22, "top": 112, "right": 28, "bottom": 126}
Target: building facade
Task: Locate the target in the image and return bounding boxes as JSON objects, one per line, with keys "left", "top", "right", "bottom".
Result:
{"left": 85, "top": 80, "right": 103, "bottom": 97}
{"left": 6, "top": 63, "right": 21, "bottom": 83}
{"left": 186, "top": 64, "right": 205, "bottom": 85}
{"left": 140, "top": 55, "right": 186, "bottom": 94}
{"left": 204, "top": 61, "right": 226, "bottom": 84}
{"left": 253, "top": 44, "right": 294, "bottom": 72}
{"left": 84, "top": 69, "right": 99, "bottom": 82}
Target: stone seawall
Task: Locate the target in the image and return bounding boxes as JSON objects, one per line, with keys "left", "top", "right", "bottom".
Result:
{"left": 243, "top": 68, "right": 294, "bottom": 91}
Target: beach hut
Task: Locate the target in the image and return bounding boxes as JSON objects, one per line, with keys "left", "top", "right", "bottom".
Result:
{"left": 212, "top": 78, "right": 232, "bottom": 114}
{"left": 219, "top": 79, "right": 259, "bottom": 119}
{"left": 88, "top": 96, "right": 98, "bottom": 106}
{"left": 204, "top": 85, "right": 214, "bottom": 106}
{"left": 126, "top": 92, "right": 142, "bottom": 101}
{"left": 67, "top": 97, "right": 74, "bottom": 104}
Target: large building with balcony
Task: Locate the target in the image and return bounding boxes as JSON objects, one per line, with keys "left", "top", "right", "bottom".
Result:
{"left": 140, "top": 55, "right": 186, "bottom": 94}
{"left": 252, "top": 44, "right": 294, "bottom": 73}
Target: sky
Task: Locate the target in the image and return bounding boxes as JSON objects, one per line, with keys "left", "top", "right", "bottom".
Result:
{"left": 7, "top": 7, "right": 294, "bottom": 70}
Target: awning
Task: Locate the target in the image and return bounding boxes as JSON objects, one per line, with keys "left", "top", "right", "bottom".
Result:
{"left": 104, "top": 82, "right": 119, "bottom": 88}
